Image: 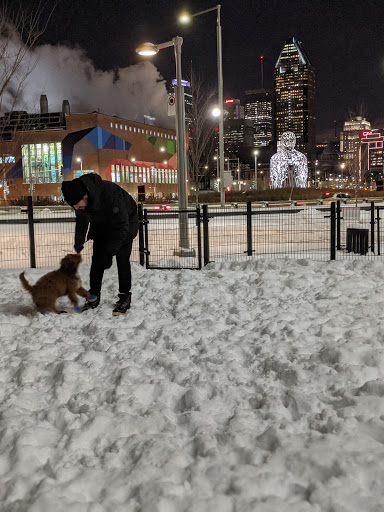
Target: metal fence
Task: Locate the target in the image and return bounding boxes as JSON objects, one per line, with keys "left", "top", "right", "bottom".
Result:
{"left": 140, "top": 201, "right": 384, "bottom": 268}
{"left": 1, "top": 197, "right": 384, "bottom": 270}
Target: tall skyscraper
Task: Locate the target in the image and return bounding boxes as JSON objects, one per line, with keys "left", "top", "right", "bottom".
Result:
{"left": 274, "top": 37, "right": 316, "bottom": 172}
{"left": 244, "top": 88, "right": 272, "bottom": 147}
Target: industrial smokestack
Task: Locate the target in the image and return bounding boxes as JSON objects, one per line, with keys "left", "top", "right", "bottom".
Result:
{"left": 62, "top": 100, "right": 70, "bottom": 115}
{"left": 40, "top": 94, "right": 48, "bottom": 114}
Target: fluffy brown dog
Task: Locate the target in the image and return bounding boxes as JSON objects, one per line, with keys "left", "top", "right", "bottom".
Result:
{"left": 19, "top": 253, "right": 89, "bottom": 314}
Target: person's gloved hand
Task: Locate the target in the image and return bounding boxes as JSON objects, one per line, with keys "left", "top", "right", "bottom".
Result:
{"left": 74, "top": 243, "right": 83, "bottom": 254}
{"left": 74, "top": 304, "right": 82, "bottom": 313}
{"left": 104, "top": 254, "right": 113, "bottom": 269}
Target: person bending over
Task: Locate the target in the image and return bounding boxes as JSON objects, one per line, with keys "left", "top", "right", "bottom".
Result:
{"left": 62, "top": 173, "right": 138, "bottom": 315}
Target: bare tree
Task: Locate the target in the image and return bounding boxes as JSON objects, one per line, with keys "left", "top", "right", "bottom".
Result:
{"left": 186, "top": 70, "right": 217, "bottom": 203}
{"left": 0, "top": 1, "right": 52, "bottom": 112}
{"left": 0, "top": 1, "right": 53, "bottom": 195}
{"left": 346, "top": 143, "right": 368, "bottom": 204}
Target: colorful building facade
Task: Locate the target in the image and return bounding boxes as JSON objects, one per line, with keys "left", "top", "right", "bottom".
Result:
{"left": 0, "top": 109, "right": 178, "bottom": 201}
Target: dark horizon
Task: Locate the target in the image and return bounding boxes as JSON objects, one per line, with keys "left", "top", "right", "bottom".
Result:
{"left": 10, "top": 0, "right": 384, "bottom": 142}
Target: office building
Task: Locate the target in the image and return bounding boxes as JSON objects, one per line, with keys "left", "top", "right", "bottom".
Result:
{"left": 340, "top": 116, "right": 371, "bottom": 161}
{"left": 223, "top": 119, "right": 253, "bottom": 157}
{"left": 244, "top": 88, "right": 272, "bottom": 147}
{"left": 360, "top": 129, "right": 384, "bottom": 182}
{"left": 223, "top": 98, "right": 244, "bottom": 120}
{"left": 274, "top": 37, "right": 316, "bottom": 171}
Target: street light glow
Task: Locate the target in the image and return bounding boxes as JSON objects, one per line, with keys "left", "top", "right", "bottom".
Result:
{"left": 212, "top": 107, "right": 221, "bottom": 117}
{"left": 179, "top": 12, "right": 191, "bottom": 23}
{"left": 135, "top": 42, "right": 158, "bottom": 56}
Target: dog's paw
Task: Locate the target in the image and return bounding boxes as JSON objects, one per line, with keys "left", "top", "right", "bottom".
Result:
{"left": 74, "top": 304, "right": 82, "bottom": 313}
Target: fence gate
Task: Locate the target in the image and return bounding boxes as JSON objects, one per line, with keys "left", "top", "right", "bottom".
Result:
{"left": 138, "top": 205, "right": 202, "bottom": 269}
{"left": 334, "top": 200, "right": 384, "bottom": 260}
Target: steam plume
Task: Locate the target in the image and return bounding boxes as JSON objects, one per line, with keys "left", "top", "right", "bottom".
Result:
{"left": 1, "top": 28, "right": 173, "bottom": 128}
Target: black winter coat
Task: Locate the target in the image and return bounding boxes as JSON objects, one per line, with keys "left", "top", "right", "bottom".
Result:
{"left": 74, "top": 174, "right": 138, "bottom": 256}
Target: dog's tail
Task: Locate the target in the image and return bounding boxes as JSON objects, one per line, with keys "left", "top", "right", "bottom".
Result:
{"left": 19, "top": 272, "right": 33, "bottom": 293}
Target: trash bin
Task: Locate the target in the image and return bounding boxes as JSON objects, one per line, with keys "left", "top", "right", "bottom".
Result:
{"left": 346, "top": 228, "right": 368, "bottom": 255}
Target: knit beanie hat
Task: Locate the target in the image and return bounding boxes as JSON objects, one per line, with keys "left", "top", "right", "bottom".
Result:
{"left": 62, "top": 179, "right": 87, "bottom": 206}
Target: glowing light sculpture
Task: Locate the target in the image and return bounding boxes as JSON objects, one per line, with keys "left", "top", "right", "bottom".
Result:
{"left": 270, "top": 131, "right": 308, "bottom": 188}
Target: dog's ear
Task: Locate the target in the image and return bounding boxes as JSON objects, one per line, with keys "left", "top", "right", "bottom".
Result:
{"left": 60, "top": 254, "right": 79, "bottom": 275}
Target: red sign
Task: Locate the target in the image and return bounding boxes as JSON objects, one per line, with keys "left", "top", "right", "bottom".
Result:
{"left": 361, "top": 130, "right": 373, "bottom": 138}
{"left": 224, "top": 99, "right": 234, "bottom": 104}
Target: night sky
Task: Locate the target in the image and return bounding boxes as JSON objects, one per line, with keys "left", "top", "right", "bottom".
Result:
{"left": 13, "top": 0, "right": 384, "bottom": 141}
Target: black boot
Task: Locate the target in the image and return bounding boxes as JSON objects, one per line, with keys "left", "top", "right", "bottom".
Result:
{"left": 112, "top": 293, "right": 131, "bottom": 316}
{"left": 82, "top": 293, "right": 101, "bottom": 312}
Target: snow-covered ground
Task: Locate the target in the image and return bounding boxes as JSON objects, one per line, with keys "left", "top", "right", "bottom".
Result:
{"left": 1, "top": 258, "right": 384, "bottom": 511}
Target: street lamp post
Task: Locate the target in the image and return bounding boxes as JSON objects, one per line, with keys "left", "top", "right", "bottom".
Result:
{"left": 180, "top": 5, "right": 225, "bottom": 207}
{"left": 77, "top": 157, "right": 82, "bottom": 172}
{"left": 136, "top": 37, "right": 190, "bottom": 253}
{"left": 253, "top": 150, "right": 259, "bottom": 190}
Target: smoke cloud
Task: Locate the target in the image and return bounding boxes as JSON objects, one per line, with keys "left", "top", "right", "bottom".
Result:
{"left": 1, "top": 27, "right": 173, "bottom": 129}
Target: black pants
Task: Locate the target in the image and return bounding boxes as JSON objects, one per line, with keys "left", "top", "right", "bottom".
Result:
{"left": 89, "top": 239, "right": 133, "bottom": 296}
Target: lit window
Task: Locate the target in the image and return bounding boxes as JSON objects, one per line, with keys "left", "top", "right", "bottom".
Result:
{"left": 110, "top": 122, "right": 113, "bottom": 128}
{"left": 21, "top": 143, "right": 63, "bottom": 184}
{"left": 115, "top": 124, "right": 118, "bottom": 128}
{"left": 120, "top": 124, "right": 123, "bottom": 130}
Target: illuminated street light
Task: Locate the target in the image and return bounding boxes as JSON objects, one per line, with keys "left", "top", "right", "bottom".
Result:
{"left": 179, "top": 5, "right": 225, "bottom": 207}
{"left": 179, "top": 13, "right": 191, "bottom": 23}
{"left": 135, "top": 42, "right": 157, "bottom": 56}
{"left": 76, "top": 157, "right": 82, "bottom": 171}
{"left": 341, "top": 162, "right": 345, "bottom": 183}
{"left": 253, "top": 150, "right": 259, "bottom": 190}
{"left": 136, "top": 36, "right": 190, "bottom": 253}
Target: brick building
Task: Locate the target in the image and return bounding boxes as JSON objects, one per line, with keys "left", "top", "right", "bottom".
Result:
{"left": 0, "top": 97, "right": 178, "bottom": 201}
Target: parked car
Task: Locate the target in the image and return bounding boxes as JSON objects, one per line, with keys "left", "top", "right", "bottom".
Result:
{"left": 323, "top": 192, "right": 352, "bottom": 201}
{"left": 153, "top": 203, "right": 172, "bottom": 212}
